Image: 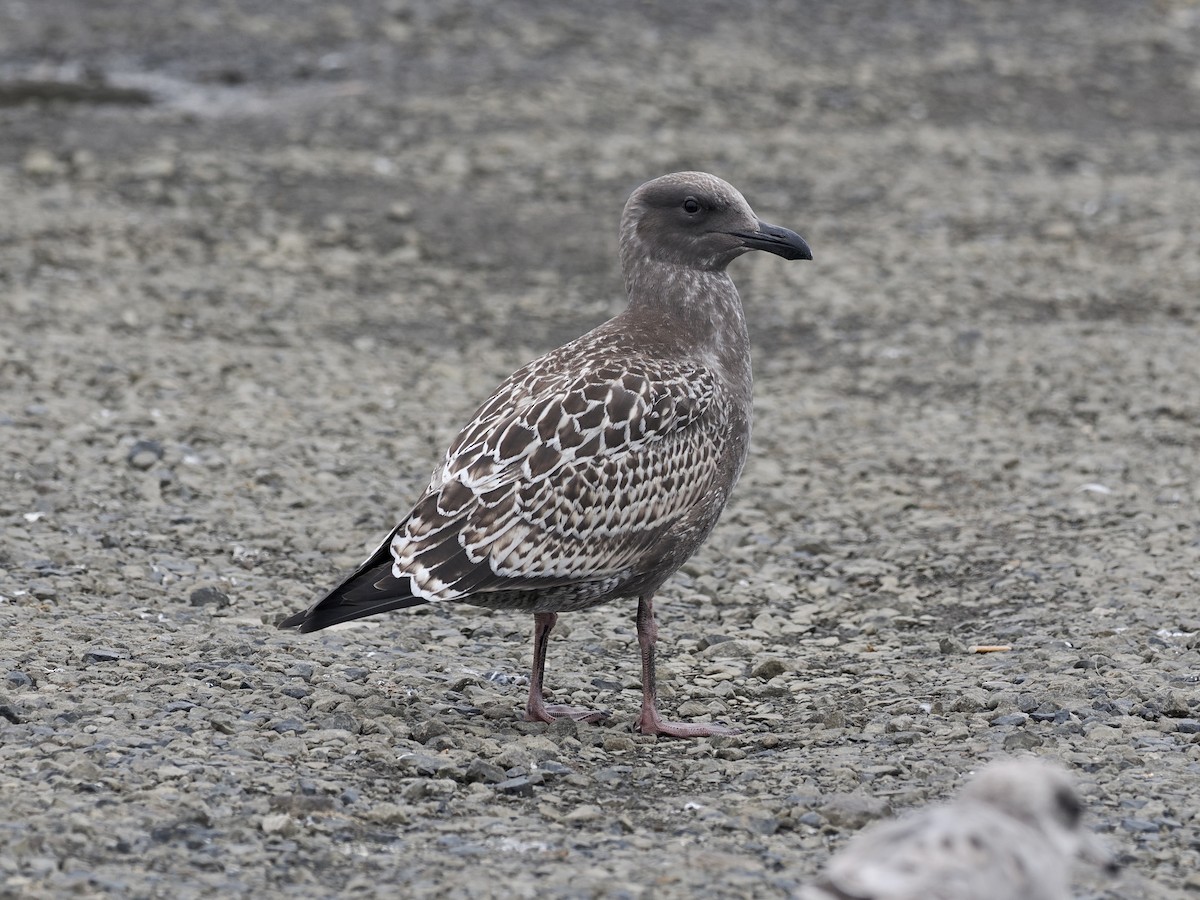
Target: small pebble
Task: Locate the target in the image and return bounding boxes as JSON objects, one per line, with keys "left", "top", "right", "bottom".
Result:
{"left": 988, "top": 713, "right": 1028, "bottom": 727}
{"left": 751, "top": 657, "right": 788, "bottom": 679}
{"left": 563, "top": 804, "right": 603, "bottom": 824}
{"left": 189, "top": 586, "right": 231, "bottom": 608}
{"left": 495, "top": 775, "right": 540, "bottom": 797}
{"left": 465, "top": 759, "right": 506, "bottom": 784}
{"left": 260, "top": 814, "right": 296, "bottom": 836}
{"left": 126, "top": 440, "right": 165, "bottom": 470}
{"left": 81, "top": 648, "right": 123, "bottom": 665}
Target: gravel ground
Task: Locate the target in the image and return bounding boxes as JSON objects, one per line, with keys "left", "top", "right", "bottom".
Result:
{"left": 2, "top": 2, "right": 1199, "bottom": 898}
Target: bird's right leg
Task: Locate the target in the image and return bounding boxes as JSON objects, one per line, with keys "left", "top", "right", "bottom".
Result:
{"left": 523, "top": 612, "right": 610, "bottom": 724}
{"left": 634, "top": 594, "right": 737, "bottom": 737}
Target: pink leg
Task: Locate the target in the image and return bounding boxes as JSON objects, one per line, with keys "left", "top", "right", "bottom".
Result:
{"left": 634, "top": 595, "right": 738, "bottom": 738}
{"left": 524, "top": 612, "right": 610, "bottom": 724}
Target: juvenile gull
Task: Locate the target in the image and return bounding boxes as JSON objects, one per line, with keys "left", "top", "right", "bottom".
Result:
{"left": 279, "top": 172, "right": 811, "bottom": 737}
{"left": 800, "top": 758, "right": 1117, "bottom": 900}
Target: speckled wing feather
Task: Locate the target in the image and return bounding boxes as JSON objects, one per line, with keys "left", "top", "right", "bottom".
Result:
{"left": 392, "top": 328, "right": 723, "bottom": 608}
{"left": 280, "top": 327, "right": 726, "bottom": 632}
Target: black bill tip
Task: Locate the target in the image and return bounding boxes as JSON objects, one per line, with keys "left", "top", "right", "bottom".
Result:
{"left": 729, "top": 220, "right": 813, "bottom": 261}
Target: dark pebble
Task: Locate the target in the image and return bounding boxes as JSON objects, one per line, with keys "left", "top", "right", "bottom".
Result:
{"left": 319, "top": 712, "right": 359, "bottom": 733}
{"left": 425, "top": 735, "right": 457, "bottom": 752}
{"left": 1003, "top": 731, "right": 1044, "bottom": 751}
{"left": 1029, "top": 710, "right": 1071, "bottom": 724}
{"left": 464, "top": 758, "right": 506, "bottom": 784}
{"left": 537, "top": 760, "right": 574, "bottom": 778}
{"left": 82, "top": 648, "right": 123, "bottom": 664}
{"left": 820, "top": 793, "right": 892, "bottom": 830}
{"left": 545, "top": 716, "right": 581, "bottom": 739}
{"left": 285, "top": 663, "right": 315, "bottom": 681}
{"left": 495, "top": 775, "right": 541, "bottom": 796}
{"left": 1175, "top": 720, "right": 1200, "bottom": 734}
{"left": 594, "top": 766, "right": 633, "bottom": 785}
{"left": 279, "top": 685, "right": 310, "bottom": 699}
{"left": 752, "top": 658, "right": 788, "bottom": 680}
{"left": 5, "top": 670, "right": 33, "bottom": 689}
{"left": 155, "top": 556, "right": 194, "bottom": 575}
{"left": 988, "top": 713, "right": 1028, "bottom": 727}
{"left": 24, "top": 559, "right": 69, "bottom": 575}
{"left": 1133, "top": 702, "right": 1160, "bottom": 721}
{"left": 1159, "top": 695, "right": 1190, "bottom": 718}
{"left": 189, "top": 587, "right": 231, "bottom": 608}
{"left": 1121, "top": 818, "right": 1162, "bottom": 834}
{"left": 938, "top": 636, "right": 966, "bottom": 654}
{"left": 400, "top": 754, "right": 443, "bottom": 777}
{"left": 127, "top": 439, "right": 165, "bottom": 469}
{"left": 411, "top": 718, "right": 449, "bottom": 744}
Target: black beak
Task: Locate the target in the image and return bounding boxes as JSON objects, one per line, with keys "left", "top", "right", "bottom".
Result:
{"left": 729, "top": 219, "right": 813, "bottom": 261}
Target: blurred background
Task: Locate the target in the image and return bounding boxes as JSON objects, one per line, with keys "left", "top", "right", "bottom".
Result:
{"left": 5, "top": 0, "right": 1196, "bottom": 353}
{"left": 2, "top": 2, "right": 1199, "bottom": 896}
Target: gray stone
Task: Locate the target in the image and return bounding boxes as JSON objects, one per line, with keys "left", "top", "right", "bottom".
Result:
{"left": 820, "top": 793, "right": 892, "bottom": 831}
{"left": 127, "top": 440, "right": 165, "bottom": 470}
{"left": 495, "top": 775, "right": 541, "bottom": 796}
{"left": 81, "top": 648, "right": 123, "bottom": 665}
{"left": 1002, "top": 730, "right": 1045, "bottom": 751}
{"left": 464, "top": 758, "right": 506, "bottom": 784}
{"left": 189, "top": 587, "right": 231, "bottom": 608}
{"left": 988, "top": 713, "right": 1028, "bottom": 727}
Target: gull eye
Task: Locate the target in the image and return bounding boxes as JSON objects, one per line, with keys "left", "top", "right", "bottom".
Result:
{"left": 682, "top": 197, "right": 701, "bottom": 214}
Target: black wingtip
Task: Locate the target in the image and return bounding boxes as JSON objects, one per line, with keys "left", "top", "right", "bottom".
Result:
{"left": 281, "top": 592, "right": 431, "bottom": 633}
{"left": 278, "top": 551, "right": 432, "bottom": 633}
{"left": 277, "top": 610, "right": 307, "bottom": 630}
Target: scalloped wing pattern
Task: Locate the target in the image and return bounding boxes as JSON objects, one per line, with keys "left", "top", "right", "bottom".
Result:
{"left": 389, "top": 331, "right": 725, "bottom": 607}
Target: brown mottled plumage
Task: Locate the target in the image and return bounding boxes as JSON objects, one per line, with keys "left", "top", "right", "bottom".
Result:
{"left": 279, "top": 172, "right": 811, "bottom": 737}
